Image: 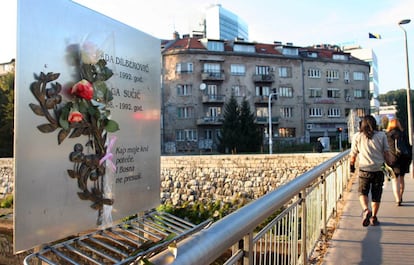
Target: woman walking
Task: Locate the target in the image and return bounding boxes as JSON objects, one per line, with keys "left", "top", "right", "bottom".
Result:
{"left": 386, "top": 118, "right": 412, "bottom": 206}
{"left": 350, "top": 115, "right": 393, "bottom": 226}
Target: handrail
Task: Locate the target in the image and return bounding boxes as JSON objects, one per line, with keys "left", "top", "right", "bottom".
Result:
{"left": 150, "top": 150, "right": 351, "bottom": 265}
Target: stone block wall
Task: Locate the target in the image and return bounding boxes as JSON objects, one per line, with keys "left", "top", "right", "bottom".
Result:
{"left": 0, "top": 158, "right": 13, "bottom": 198}
{"left": 160, "top": 153, "right": 335, "bottom": 205}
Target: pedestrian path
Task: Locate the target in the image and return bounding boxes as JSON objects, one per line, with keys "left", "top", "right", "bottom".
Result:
{"left": 322, "top": 173, "right": 414, "bottom": 265}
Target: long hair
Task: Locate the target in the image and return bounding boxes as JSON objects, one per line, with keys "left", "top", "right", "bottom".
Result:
{"left": 360, "top": 115, "right": 378, "bottom": 139}
{"left": 386, "top": 118, "right": 404, "bottom": 132}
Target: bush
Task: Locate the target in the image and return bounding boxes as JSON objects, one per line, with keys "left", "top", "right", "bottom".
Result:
{"left": 0, "top": 195, "right": 13, "bottom": 208}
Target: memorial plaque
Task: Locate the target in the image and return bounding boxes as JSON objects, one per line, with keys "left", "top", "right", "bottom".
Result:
{"left": 14, "top": 0, "right": 161, "bottom": 252}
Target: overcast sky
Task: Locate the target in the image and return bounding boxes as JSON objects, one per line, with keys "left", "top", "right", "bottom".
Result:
{"left": 2, "top": 0, "right": 414, "bottom": 93}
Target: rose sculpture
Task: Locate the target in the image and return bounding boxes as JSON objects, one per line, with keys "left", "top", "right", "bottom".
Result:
{"left": 29, "top": 43, "right": 119, "bottom": 224}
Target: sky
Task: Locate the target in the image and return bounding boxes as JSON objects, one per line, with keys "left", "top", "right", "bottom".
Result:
{"left": 1, "top": 0, "right": 414, "bottom": 94}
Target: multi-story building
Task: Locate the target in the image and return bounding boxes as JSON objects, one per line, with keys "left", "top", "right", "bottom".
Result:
{"left": 344, "top": 45, "right": 380, "bottom": 117}
{"left": 161, "top": 37, "right": 370, "bottom": 154}
{"left": 205, "top": 4, "right": 248, "bottom": 41}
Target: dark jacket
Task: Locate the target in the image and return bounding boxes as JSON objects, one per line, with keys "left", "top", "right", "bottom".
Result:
{"left": 386, "top": 128, "right": 411, "bottom": 175}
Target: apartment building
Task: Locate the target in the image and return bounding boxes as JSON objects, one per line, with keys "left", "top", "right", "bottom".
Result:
{"left": 161, "top": 37, "right": 370, "bottom": 154}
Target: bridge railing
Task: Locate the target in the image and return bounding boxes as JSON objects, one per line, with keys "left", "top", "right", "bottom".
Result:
{"left": 150, "top": 150, "right": 351, "bottom": 265}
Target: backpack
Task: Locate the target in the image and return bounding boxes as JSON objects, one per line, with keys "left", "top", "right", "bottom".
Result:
{"left": 395, "top": 133, "right": 412, "bottom": 160}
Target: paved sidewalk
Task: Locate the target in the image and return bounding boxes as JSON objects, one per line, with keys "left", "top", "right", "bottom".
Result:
{"left": 322, "top": 173, "right": 414, "bottom": 265}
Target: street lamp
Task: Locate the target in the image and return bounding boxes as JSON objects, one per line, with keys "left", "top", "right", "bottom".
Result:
{"left": 268, "top": 91, "right": 278, "bottom": 154}
{"left": 398, "top": 19, "right": 412, "bottom": 145}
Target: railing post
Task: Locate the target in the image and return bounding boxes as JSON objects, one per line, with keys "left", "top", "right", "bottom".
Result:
{"left": 321, "top": 175, "right": 327, "bottom": 236}
{"left": 299, "top": 191, "right": 308, "bottom": 265}
{"left": 243, "top": 233, "right": 253, "bottom": 265}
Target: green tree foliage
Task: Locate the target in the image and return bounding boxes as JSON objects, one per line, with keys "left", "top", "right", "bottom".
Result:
{"left": 378, "top": 89, "right": 413, "bottom": 130}
{"left": 238, "top": 98, "right": 262, "bottom": 152}
{"left": 218, "top": 95, "right": 240, "bottom": 153}
{"left": 0, "top": 71, "right": 14, "bottom": 157}
{"left": 218, "top": 95, "right": 262, "bottom": 153}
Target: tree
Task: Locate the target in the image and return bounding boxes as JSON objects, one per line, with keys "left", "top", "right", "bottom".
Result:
{"left": 218, "top": 94, "right": 240, "bottom": 153}
{"left": 0, "top": 71, "right": 14, "bottom": 157}
{"left": 379, "top": 89, "right": 413, "bottom": 131}
{"left": 238, "top": 98, "right": 262, "bottom": 153}
{"left": 218, "top": 96, "right": 262, "bottom": 154}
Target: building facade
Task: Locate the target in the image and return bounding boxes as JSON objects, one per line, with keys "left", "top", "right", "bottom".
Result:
{"left": 161, "top": 37, "right": 370, "bottom": 154}
{"left": 344, "top": 45, "right": 380, "bottom": 117}
{"left": 205, "top": 4, "right": 248, "bottom": 41}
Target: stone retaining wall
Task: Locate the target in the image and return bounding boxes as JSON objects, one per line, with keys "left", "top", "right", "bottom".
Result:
{"left": 160, "top": 153, "right": 335, "bottom": 205}
{"left": 0, "top": 158, "right": 13, "bottom": 198}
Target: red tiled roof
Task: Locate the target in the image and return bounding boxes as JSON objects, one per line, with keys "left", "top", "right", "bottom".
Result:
{"left": 255, "top": 43, "right": 282, "bottom": 55}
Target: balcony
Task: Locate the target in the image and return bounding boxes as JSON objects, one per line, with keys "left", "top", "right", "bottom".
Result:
{"left": 197, "top": 116, "right": 223, "bottom": 125}
{"left": 202, "top": 94, "right": 226, "bottom": 103}
{"left": 253, "top": 74, "right": 275, "bottom": 83}
{"left": 255, "top": 116, "right": 279, "bottom": 124}
{"left": 254, "top": 96, "right": 270, "bottom": 104}
{"left": 201, "top": 71, "right": 225, "bottom": 81}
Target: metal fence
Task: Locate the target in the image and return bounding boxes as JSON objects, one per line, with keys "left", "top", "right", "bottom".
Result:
{"left": 150, "top": 150, "right": 351, "bottom": 265}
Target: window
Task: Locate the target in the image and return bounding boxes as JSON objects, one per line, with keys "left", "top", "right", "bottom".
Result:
{"left": 354, "top": 89, "right": 365, "bottom": 98}
{"left": 326, "top": 69, "right": 339, "bottom": 80}
{"left": 308, "top": 68, "right": 321, "bottom": 78}
{"left": 279, "top": 66, "right": 292, "bottom": 78}
{"left": 282, "top": 47, "right": 298, "bottom": 56}
{"left": 204, "top": 63, "right": 221, "bottom": 74}
{"left": 279, "top": 87, "right": 293, "bottom": 98}
{"left": 177, "top": 84, "right": 192, "bottom": 96}
{"left": 344, "top": 71, "right": 350, "bottom": 83}
{"left": 278, "top": 128, "right": 296, "bottom": 138}
{"left": 207, "top": 84, "right": 218, "bottom": 96}
{"left": 309, "top": 108, "right": 323, "bottom": 117}
{"left": 230, "top": 64, "right": 246, "bottom": 76}
{"left": 233, "top": 44, "right": 255, "bottom": 53}
{"left": 333, "top": 54, "right": 348, "bottom": 61}
{"left": 280, "top": 107, "right": 293, "bottom": 118}
{"left": 232, "top": 85, "right": 243, "bottom": 96}
{"left": 327, "top": 88, "right": 340, "bottom": 98}
{"left": 176, "top": 129, "right": 198, "bottom": 141}
{"left": 207, "top": 107, "right": 221, "bottom": 118}
{"left": 256, "top": 107, "right": 268, "bottom": 118}
{"left": 204, "top": 129, "right": 213, "bottom": 140}
{"left": 176, "top": 62, "right": 193, "bottom": 73}
{"left": 309, "top": 88, "right": 322, "bottom": 98}
{"left": 355, "top": 108, "right": 366, "bottom": 117}
{"left": 255, "top": 65, "right": 270, "bottom": 75}
{"left": 256, "top": 86, "right": 270, "bottom": 96}
{"left": 328, "top": 108, "right": 341, "bottom": 117}
{"left": 353, "top": 71, "right": 365, "bottom": 80}
{"left": 207, "top": 41, "right": 224, "bottom": 51}
{"left": 177, "top": 107, "right": 194, "bottom": 119}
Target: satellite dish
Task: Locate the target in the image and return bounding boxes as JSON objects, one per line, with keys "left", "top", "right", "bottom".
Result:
{"left": 199, "top": 83, "right": 206, "bottom": 90}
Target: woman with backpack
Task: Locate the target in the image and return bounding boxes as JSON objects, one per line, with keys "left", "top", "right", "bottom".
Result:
{"left": 386, "top": 118, "right": 412, "bottom": 206}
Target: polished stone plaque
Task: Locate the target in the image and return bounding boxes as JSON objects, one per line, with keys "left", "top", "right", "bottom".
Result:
{"left": 14, "top": 0, "right": 160, "bottom": 252}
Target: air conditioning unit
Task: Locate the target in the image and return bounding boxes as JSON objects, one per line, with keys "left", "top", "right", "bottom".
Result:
{"left": 327, "top": 78, "right": 333, "bottom": 83}
{"left": 344, "top": 79, "right": 349, "bottom": 84}
{"left": 306, "top": 124, "right": 313, "bottom": 130}
{"left": 346, "top": 96, "right": 352, "bottom": 102}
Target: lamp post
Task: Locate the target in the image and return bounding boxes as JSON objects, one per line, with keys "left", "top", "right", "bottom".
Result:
{"left": 268, "top": 91, "right": 278, "bottom": 154}
{"left": 399, "top": 19, "right": 412, "bottom": 145}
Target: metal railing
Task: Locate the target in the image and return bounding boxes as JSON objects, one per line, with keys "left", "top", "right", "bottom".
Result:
{"left": 150, "top": 150, "right": 351, "bottom": 265}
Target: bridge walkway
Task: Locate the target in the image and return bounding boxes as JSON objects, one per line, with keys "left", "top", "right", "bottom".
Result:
{"left": 322, "top": 172, "right": 414, "bottom": 265}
